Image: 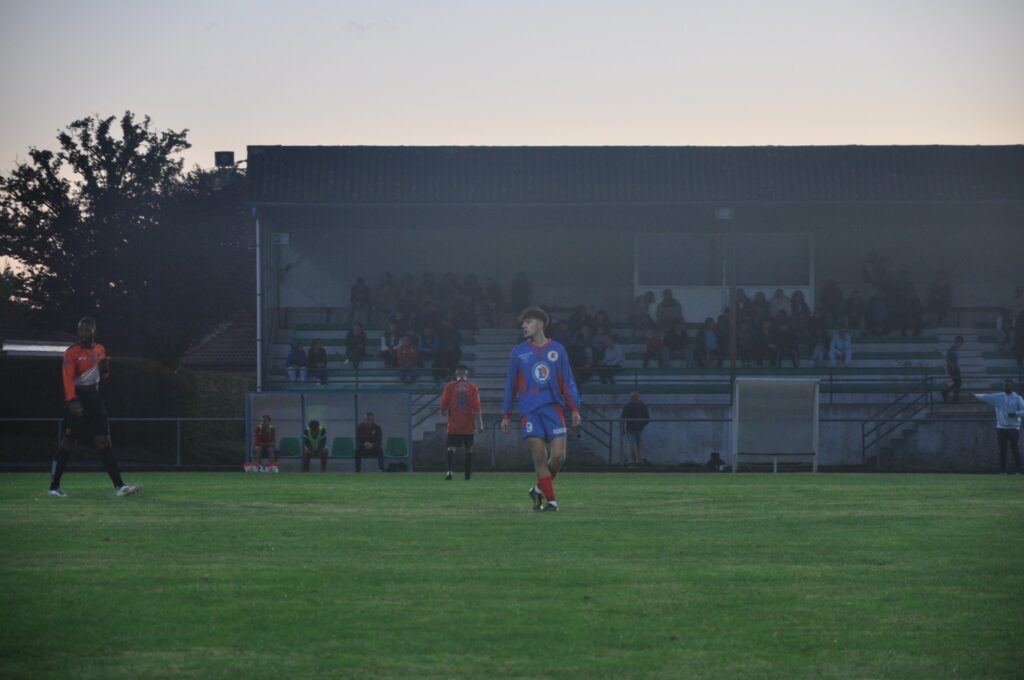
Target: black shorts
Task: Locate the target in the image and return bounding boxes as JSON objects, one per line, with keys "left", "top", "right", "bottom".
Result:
{"left": 63, "top": 390, "right": 110, "bottom": 444}
{"left": 446, "top": 434, "right": 475, "bottom": 449}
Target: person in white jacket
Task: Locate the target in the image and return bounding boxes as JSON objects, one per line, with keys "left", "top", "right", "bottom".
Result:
{"left": 974, "top": 379, "right": 1024, "bottom": 474}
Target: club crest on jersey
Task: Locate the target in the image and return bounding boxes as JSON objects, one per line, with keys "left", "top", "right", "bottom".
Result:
{"left": 547, "top": 350, "right": 559, "bottom": 362}
{"left": 532, "top": 363, "right": 551, "bottom": 383}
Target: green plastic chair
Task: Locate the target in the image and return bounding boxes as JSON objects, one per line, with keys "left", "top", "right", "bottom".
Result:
{"left": 279, "top": 436, "right": 301, "bottom": 458}
{"left": 331, "top": 437, "right": 356, "bottom": 459}
{"left": 384, "top": 436, "right": 408, "bottom": 459}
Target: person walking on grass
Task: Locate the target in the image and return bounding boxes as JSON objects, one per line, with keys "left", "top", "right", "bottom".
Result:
{"left": 501, "top": 307, "right": 582, "bottom": 512}
{"left": 440, "top": 364, "right": 484, "bottom": 480}
{"left": 48, "top": 317, "right": 141, "bottom": 498}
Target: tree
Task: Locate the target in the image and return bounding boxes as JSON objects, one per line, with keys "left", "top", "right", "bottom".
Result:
{"left": 0, "top": 112, "right": 253, "bottom": 363}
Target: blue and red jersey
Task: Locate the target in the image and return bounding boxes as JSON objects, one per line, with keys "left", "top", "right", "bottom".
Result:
{"left": 502, "top": 339, "right": 581, "bottom": 418}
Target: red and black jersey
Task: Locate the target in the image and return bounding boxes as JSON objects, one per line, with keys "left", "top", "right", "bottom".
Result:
{"left": 440, "top": 380, "right": 481, "bottom": 435}
{"left": 62, "top": 343, "right": 110, "bottom": 402}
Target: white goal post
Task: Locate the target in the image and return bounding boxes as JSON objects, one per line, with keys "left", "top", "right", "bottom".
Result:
{"left": 732, "top": 378, "right": 819, "bottom": 472}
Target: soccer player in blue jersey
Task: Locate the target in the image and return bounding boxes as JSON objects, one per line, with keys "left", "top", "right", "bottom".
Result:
{"left": 501, "top": 307, "right": 582, "bottom": 511}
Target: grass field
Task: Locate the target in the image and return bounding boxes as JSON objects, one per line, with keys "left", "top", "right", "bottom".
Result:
{"left": 2, "top": 472, "right": 1022, "bottom": 679}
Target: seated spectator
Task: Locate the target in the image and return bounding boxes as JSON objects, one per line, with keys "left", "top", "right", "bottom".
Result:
{"left": 395, "top": 275, "right": 419, "bottom": 326}
{"left": 251, "top": 413, "right": 278, "bottom": 473}
{"left": 821, "top": 279, "right": 844, "bottom": 328}
{"left": 790, "top": 291, "right": 811, "bottom": 339}
{"left": 510, "top": 272, "right": 531, "bottom": 312}
{"left": 345, "top": 322, "right": 367, "bottom": 370}
{"left": 734, "top": 289, "right": 752, "bottom": 319}
{"left": 569, "top": 328, "right": 594, "bottom": 383}
{"left": 597, "top": 333, "right": 625, "bottom": 384}
{"left": 656, "top": 289, "right": 684, "bottom": 331}
{"left": 349, "top": 277, "right": 372, "bottom": 326}
{"left": 434, "top": 336, "right": 461, "bottom": 383}
{"left": 396, "top": 335, "right": 419, "bottom": 384}
{"left": 642, "top": 328, "right": 663, "bottom": 368}
{"left": 307, "top": 338, "right": 328, "bottom": 385}
{"left": 380, "top": 321, "right": 402, "bottom": 368}
{"left": 661, "top": 319, "right": 690, "bottom": 368}
{"left": 481, "top": 276, "right": 504, "bottom": 324}
{"left": 737, "top": 320, "right": 755, "bottom": 366}
{"left": 753, "top": 319, "right": 773, "bottom": 367}
{"left": 302, "top": 419, "right": 328, "bottom": 472}
{"left": 418, "top": 325, "right": 439, "bottom": 368}
{"left": 355, "top": 412, "right": 385, "bottom": 472}
{"left": 593, "top": 309, "right": 612, "bottom": 332}
{"left": 769, "top": 289, "right": 790, "bottom": 318}
{"left": 867, "top": 294, "right": 889, "bottom": 336}
{"left": 694, "top": 317, "right": 721, "bottom": 368}
{"left": 550, "top": 319, "right": 573, "bottom": 347}
{"left": 630, "top": 290, "right": 657, "bottom": 336}
{"left": 591, "top": 325, "right": 610, "bottom": 365}
{"left": 751, "top": 292, "right": 771, "bottom": 324}
{"left": 810, "top": 327, "right": 829, "bottom": 368}
{"left": 287, "top": 342, "right": 307, "bottom": 382}
{"left": 772, "top": 318, "right": 799, "bottom": 368}
{"left": 842, "top": 291, "right": 866, "bottom": 331}
{"left": 567, "top": 305, "right": 594, "bottom": 335}
{"left": 829, "top": 327, "right": 853, "bottom": 367}
{"left": 927, "top": 270, "right": 951, "bottom": 326}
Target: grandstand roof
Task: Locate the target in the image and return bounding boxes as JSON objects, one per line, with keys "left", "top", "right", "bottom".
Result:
{"left": 248, "top": 145, "right": 1024, "bottom": 206}
{"left": 178, "top": 310, "right": 255, "bottom": 373}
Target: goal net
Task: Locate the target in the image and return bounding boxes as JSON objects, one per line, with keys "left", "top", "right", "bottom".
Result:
{"left": 732, "top": 378, "right": 819, "bottom": 472}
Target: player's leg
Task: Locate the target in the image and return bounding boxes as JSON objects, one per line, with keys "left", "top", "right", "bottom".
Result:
{"left": 319, "top": 447, "right": 328, "bottom": 472}
{"left": 302, "top": 448, "right": 312, "bottom": 472}
{"left": 355, "top": 451, "right": 362, "bottom": 473}
{"left": 528, "top": 436, "right": 554, "bottom": 507}
{"left": 268, "top": 443, "right": 279, "bottom": 473}
{"left": 464, "top": 440, "right": 473, "bottom": 480}
{"left": 445, "top": 437, "right": 456, "bottom": 479}
{"left": 94, "top": 434, "right": 140, "bottom": 496}
{"left": 997, "top": 429, "right": 1009, "bottom": 473}
{"left": 49, "top": 429, "right": 75, "bottom": 495}
{"left": 1008, "top": 430, "right": 1022, "bottom": 474}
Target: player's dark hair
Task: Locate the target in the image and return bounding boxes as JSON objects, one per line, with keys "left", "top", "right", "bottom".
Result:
{"left": 455, "top": 364, "right": 469, "bottom": 372}
{"left": 954, "top": 335, "right": 964, "bottom": 343}
{"left": 518, "top": 306, "right": 550, "bottom": 328}
{"left": 78, "top": 316, "right": 96, "bottom": 328}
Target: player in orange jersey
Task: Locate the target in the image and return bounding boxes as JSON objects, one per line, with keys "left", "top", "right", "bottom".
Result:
{"left": 48, "top": 317, "right": 141, "bottom": 498}
{"left": 439, "top": 364, "right": 484, "bottom": 480}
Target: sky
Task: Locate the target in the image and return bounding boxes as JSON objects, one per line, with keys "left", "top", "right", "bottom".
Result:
{"left": 0, "top": 0, "right": 1022, "bottom": 172}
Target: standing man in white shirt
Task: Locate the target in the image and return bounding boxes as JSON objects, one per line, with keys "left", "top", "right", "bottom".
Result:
{"left": 974, "top": 379, "right": 1024, "bottom": 474}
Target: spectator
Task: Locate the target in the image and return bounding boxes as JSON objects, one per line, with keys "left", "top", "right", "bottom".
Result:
{"left": 380, "top": 321, "right": 402, "bottom": 368}
{"left": 790, "top": 291, "right": 811, "bottom": 339}
{"left": 716, "top": 307, "right": 732, "bottom": 360}
{"left": 866, "top": 293, "right": 889, "bottom": 336}
{"left": 593, "top": 309, "right": 612, "bottom": 333}
{"left": 630, "top": 290, "right": 657, "bottom": 336}
{"left": 481, "top": 277, "right": 504, "bottom": 325}
{"left": 973, "top": 379, "right": 1024, "bottom": 474}
{"left": 375, "top": 272, "right": 395, "bottom": 326}
{"left": 597, "top": 333, "right": 625, "bottom": 384}
{"left": 1015, "top": 310, "right": 1024, "bottom": 369}
{"left": 772, "top": 317, "right": 800, "bottom": 368}
{"left": 302, "top": 419, "right": 328, "bottom": 472}
{"left": 572, "top": 323, "right": 596, "bottom": 382}
{"left": 694, "top": 317, "right": 721, "bottom": 368}
{"left": 737, "top": 320, "right": 755, "bottom": 366}
{"left": 821, "top": 280, "right": 844, "bottom": 328}
{"left": 810, "top": 327, "right": 829, "bottom": 368}
{"left": 661, "top": 319, "right": 690, "bottom": 368}
{"left": 842, "top": 291, "right": 866, "bottom": 332}
{"left": 286, "top": 342, "right": 307, "bottom": 382}
{"left": 355, "top": 411, "right": 385, "bottom": 472}
{"left": 550, "top": 319, "right": 573, "bottom": 347}
{"left": 396, "top": 274, "right": 419, "bottom": 325}
{"left": 591, "top": 325, "right": 610, "bottom": 365}
{"left": 345, "top": 322, "right": 368, "bottom": 370}
{"left": 656, "top": 289, "right": 684, "bottom": 331}
{"left": 705, "top": 451, "right": 729, "bottom": 472}
{"left": 349, "top": 277, "right": 372, "bottom": 326}
{"left": 567, "top": 305, "right": 594, "bottom": 335}
{"left": 396, "top": 335, "right": 419, "bottom": 384}
{"left": 769, "top": 289, "right": 790, "bottom": 318}
{"left": 642, "top": 328, "right": 664, "bottom": 369}
{"left": 307, "top": 338, "right": 328, "bottom": 385}
{"left": 862, "top": 252, "right": 892, "bottom": 297}
{"left": 753, "top": 319, "right": 773, "bottom": 367}
{"left": 250, "top": 414, "right": 278, "bottom": 474}
{"left": 734, "top": 289, "right": 752, "bottom": 319}
{"left": 829, "top": 327, "right": 853, "bottom": 368}
{"left": 620, "top": 391, "right": 651, "bottom": 466}
{"left": 927, "top": 271, "right": 951, "bottom": 326}
{"left": 434, "top": 335, "right": 462, "bottom": 383}
{"left": 417, "top": 325, "right": 439, "bottom": 368}
{"left": 751, "top": 292, "right": 771, "bottom": 325}
{"left": 940, "top": 335, "right": 964, "bottom": 403}
{"left": 510, "top": 272, "right": 531, "bottom": 312}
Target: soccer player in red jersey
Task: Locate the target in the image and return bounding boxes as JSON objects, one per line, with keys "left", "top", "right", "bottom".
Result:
{"left": 250, "top": 414, "right": 279, "bottom": 473}
{"left": 439, "top": 364, "right": 484, "bottom": 480}
{"left": 48, "top": 317, "right": 141, "bottom": 498}
{"left": 502, "top": 307, "right": 582, "bottom": 511}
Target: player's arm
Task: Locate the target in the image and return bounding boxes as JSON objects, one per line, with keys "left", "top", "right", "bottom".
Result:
{"left": 98, "top": 344, "right": 111, "bottom": 379}
{"left": 556, "top": 349, "right": 583, "bottom": 426}
{"left": 62, "top": 347, "right": 84, "bottom": 416}
{"left": 972, "top": 393, "right": 998, "bottom": 406}
{"left": 472, "top": 385, "right": 484, "bottom": 432}
{"left": 439, "top": 384, "right": 451, "bottom": 417}
{"left": 501, "top": 353, "right": 519, "bottom": 433}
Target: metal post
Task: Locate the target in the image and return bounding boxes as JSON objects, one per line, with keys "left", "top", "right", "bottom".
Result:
{"left": 254, "top": 211, "right": 263, "bottom": 392}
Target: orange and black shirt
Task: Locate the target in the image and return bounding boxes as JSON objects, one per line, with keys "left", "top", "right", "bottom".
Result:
{"left": 62, "top": 343, "right": 109, "bottom": 402}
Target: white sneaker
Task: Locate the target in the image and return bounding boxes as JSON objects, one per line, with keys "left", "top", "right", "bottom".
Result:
{"left": 269, "top": 465, "right": 280, "bottom": 474}
{"left": 48, "top": 488, "right": 67, "bottom": 497}
{"left": 115, "top": 484, "right": 142, "bottom": 497}
{"left": 243, "top": 463, "right": 256, "bottom": 473}
{"left": 258, "top": 465, "right": 266, "bottom": 473}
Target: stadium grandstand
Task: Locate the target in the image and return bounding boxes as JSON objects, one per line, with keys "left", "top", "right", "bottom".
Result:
{"left": 246, "top": 145, "right": 1024, "bottom": 472}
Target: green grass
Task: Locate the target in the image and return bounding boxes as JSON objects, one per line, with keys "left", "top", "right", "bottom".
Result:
{"left": 2, "top": 473, "right": 1022, "bottom": 679}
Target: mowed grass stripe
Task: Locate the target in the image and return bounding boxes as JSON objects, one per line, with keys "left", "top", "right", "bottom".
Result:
{"left": 1, "top": 473, "right": 1021, "bottom": 679}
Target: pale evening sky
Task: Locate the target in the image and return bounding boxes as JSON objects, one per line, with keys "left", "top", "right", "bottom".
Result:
{"left": 0, "top": 0, "right": 1021, "bottom": 173}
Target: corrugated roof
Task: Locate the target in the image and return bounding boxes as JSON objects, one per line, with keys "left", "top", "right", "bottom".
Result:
{"left": 178, "top": 311, "right": 255, "bottom": 372}
{"left": 248, "top": 145, "right": 1024, "bottom": 205}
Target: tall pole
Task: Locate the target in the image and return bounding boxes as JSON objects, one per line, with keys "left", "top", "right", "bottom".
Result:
{"left": 729, "top": 218, "right": 737, "bottom": 388}
{"left": 254, "top": 211, "right": 263, "bottom": 392}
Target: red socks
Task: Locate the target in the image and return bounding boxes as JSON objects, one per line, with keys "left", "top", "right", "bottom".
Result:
{"left": 537, "top": 475, "right": 555, "bottom": 502}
